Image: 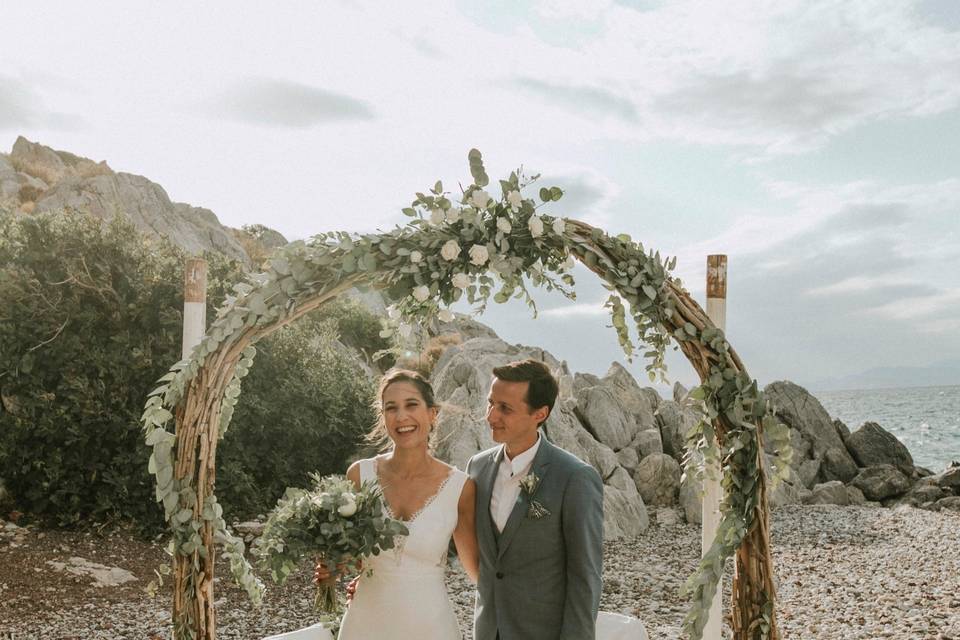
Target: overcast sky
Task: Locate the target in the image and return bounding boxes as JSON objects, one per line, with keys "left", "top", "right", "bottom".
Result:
{"left": 2, "top": 0, "right": 959, "bottom": 390}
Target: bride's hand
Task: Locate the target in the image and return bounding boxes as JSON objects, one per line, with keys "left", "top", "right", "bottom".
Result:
{"left": 313, "top": 558, "right": 361, "bottom": 585}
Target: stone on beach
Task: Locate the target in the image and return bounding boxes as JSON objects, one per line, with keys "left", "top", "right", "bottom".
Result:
{"left": 850, "top": 464, "right": 912, "bottom": 501}
{"left": 844, "top": 421, "right": 915, "bottom": 476}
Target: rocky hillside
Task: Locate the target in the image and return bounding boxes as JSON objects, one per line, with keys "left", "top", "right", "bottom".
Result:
{"left": 0, "top": 136, "right": 280, "bottom": 264}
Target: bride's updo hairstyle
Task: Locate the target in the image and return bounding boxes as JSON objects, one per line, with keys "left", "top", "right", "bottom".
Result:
{"left": 367, "top": 369, "right": 440, "bottom": 451}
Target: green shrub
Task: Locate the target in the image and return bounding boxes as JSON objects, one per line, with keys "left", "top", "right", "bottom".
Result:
{"left": 0, "top": 211, "right": 383, "bottom": 529}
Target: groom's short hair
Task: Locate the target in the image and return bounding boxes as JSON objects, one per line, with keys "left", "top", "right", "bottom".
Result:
{"left": 492, "top": 359, "right": 559, "bottom": 417}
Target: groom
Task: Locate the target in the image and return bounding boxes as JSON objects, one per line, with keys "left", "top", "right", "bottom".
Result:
{"left": 467, "top": 359, "right": 603, "bottom": 640}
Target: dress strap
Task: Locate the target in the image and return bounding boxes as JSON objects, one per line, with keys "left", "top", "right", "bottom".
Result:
{"left": 358, "top": 458, "right": 377, "bottom": 484}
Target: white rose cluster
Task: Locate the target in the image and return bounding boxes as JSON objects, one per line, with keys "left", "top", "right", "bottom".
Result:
{"left": 469, "top": 244, "right": 489, "bottom": 266}
{"left": 470, "top": 189, "right": 491, "bottom": 209}
{"left": 441, "top": 240, "right": 461, "bottom": 261}
{"left": 412, "top": 285, "right": 430, "bottom": 302}
{"left": 552, "top": 217, "right": 565, "bottom": 236}
{"left": 506, "top": 190, "right": 523, "bottom": 212}
{"left": 528, "top": 215, "right": 544, "bottom": 238}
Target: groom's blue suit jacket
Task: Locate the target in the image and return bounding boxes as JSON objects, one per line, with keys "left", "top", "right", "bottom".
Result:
{"left": 467, "top": 436, "right": 604, "bottom": 640}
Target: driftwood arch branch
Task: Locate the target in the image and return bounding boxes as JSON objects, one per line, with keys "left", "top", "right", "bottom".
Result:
{"left": 141, "top": 154, "right": 785, "bottom": 640}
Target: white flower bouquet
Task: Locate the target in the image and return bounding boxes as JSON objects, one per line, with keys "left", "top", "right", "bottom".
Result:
{"left": 255, "top": 473, "right": 409, "bottom": 612}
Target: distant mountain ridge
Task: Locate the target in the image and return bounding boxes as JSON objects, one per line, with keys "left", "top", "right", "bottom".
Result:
{"left": 0, "top": 136, "right": 286, "bottom": 264}
{"left": 809, "top": 359, "right": 960, "bottom": 392}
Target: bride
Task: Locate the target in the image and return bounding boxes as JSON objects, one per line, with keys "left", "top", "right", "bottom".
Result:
{"left": 324, "top": 369, "right": 478, "bottom": 640}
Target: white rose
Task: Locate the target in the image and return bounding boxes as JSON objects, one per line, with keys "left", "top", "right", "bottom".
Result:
{"left": 496, "top": 217, "right": 512, "bottom": 234}
{"left": 468, "top": 244, "right": 489, "bottom": 266}
{"left": 446, "top": 207, "right": 461, "bottom": 224}
{"left": 470, "top": 189, "right": 491, "bottom": 209}
{"left": 441, "top": 239, "right": 461, "bottom": 261}
{"left": 409, "top": 250, "right": 423, "bottom": 264}
{"left": 552, "top": 217, "right": 566, "bottom": 236}
{"left": 452, "top": 272, "right": 470, "bottom": 289}
{"left": 506, "top": 190, "right": 523, "bottom": 212}
{"left": 338, "top": 499, "right": 357, "bottom": 517}
{"left": 560, "top": 256, "right": 576, "bottom": 271}
{"left": 429, "top": 208, "right": 445, "bottom": 225}
{"left": 387, "top": 306, "right": 401, "bottom": 320}
{"left": 398, "top": 323, "right": 413, "bottom": 339}
{"left": 412, "top": 285, "right": 430, "bottom": 302}
{"left": 528, "top": 215, "right": 544, "bottom": 238}
{"left": 438, "top": 308, "right": 454, "bottom": 323}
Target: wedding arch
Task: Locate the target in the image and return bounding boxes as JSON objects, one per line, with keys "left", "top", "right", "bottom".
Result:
{"left": 141, "top": 150, "right": 789, "bottom": 640}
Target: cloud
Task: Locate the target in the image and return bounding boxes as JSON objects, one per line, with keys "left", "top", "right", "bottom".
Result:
{"left": 507, "top": 76, "right": 638, "bottom": 123}
{"left": 540, "top": 301, "right": 609, "bottom": 318}
{"left": 0, "top": 75, "right": 84, "bottom": 131}
{"left": 536, "top": 168, "right": 621, "bottom": 227}
{"left": 203, "top": 77, "right": 375, "bottom": 128}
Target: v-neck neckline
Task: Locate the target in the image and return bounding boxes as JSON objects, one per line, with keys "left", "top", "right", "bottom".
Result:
{"left": 375, "top": 457, "right": 455, "bottom": 525}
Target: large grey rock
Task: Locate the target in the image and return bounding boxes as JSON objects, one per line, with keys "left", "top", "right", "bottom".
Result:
{"left": 576, "top": 386, "right": 639, "bottom": 451}
{"left": 633, "top": 453, "right": 681, "bottom": 506}
{"left": 603, "top": 486, "right": 649, "bottom": 539}
{"left": 635, "top": 429, "right": 663, "bottom": 459}
{"left": 806, "top": 481, "right": 849, "bottom": 506}
{"left": 932, "top": 466, "right": 960, "bottom": 492}
{"left": 897, "top": 483, "right": 946, "bottom": 507}
{"left": 672, "top": 382, "right": 689, "bottom": 403}
{"left": 850, "top": 464, "right": 912, "bottom": 501}
{"left": 616, "top": 447, "right": 640, "bottom": 473}
{"left": 844, "top": 422, "right": 914, "bottom": 476}
{"left": 846, "top": 485, "right": 866, "bottom": 505}
{"left": 679, "top": 473, "right": 702, "bottom": 524}
{"left": 935, "top": 496, "right": 960, "bottom": 512}
{"left": 764, "top": 381, "right": 858, "bottom": 483}
{"left": 796, "top": 458, "right": 821, "bottom": 489}
{"left": 602, "top": 363, "right": 659, "bottom": 422}
{"left": 655, "top": 400, "right": 697, "bottom": 461}
{"left": 833, "top": 419, "right": 851, "bottom": 442}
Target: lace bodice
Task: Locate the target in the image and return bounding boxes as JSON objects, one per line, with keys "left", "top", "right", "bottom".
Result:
{"left": 360, "top": 458, "right": 467, "bottom": 574}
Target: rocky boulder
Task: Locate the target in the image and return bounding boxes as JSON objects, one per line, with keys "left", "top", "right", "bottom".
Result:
{"left": 844, "top": 422, "right": 914, "bottom": 476}
{"left": 633, "top": 453, "right": 681, "bottom": 506}
{"left": 764, "top": 381, "right": 858, "bottom": 483}
{"left": 679, "top": 473, "right": 702, "bottom": 524}
{"left": 576, "top": 385, "right": 640, "bottom": 451}
{"left": 655, "top": 400, "right": 697, "bottom": 461}
{"left": 850, "top": 465, "right": 912, "bottom": 501}
{"left": 932, "top": 466, "right": 960, "bottom": 493}
{"left": 806, "top": 481, "right": 849, "bottom": 506}
{"left": 935, "top": 496, "right": 960, "bottom": 512}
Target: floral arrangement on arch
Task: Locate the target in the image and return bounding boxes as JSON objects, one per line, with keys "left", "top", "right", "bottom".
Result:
{"left": 369, "top": 149, "right": 577, "bottom": 346}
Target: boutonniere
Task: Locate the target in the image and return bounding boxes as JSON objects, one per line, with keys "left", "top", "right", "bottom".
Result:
{"left": 519, "top": 472, "right": 550, "bottom": 519}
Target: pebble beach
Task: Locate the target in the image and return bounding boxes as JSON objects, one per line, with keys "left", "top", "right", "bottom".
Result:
{"left": 3, "top": 504, "right": 958, "bottom": 639}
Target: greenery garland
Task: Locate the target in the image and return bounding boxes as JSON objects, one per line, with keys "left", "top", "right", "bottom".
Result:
{"left": 141, "top": 149, "right": 790, "bottom": 640}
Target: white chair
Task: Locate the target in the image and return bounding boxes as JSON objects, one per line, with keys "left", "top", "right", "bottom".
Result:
{"left": 597, "top": 611, "right": 649, "bottom": 640}
{"left": 262, "top": 622, "right": 334, "bottom": 640}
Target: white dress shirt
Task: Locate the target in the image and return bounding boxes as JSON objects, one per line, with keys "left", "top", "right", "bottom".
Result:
{"left": 490, "top": 435, "right": 542, "bottom": 533}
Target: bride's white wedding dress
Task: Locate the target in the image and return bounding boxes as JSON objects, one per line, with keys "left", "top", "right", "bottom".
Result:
{"left": 337, "top": 458, "right": 467, "bottom": 640}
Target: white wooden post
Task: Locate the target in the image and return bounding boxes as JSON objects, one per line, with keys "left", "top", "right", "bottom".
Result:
{"left": 182, "top": 257, "right": 208, "bottom": 358}
{"left": 702, "top": 254, "right": 727, "bottom": 639}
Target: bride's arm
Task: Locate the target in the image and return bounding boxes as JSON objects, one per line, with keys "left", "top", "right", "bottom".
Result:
{"left": 453, "top": 478, "right": 479, "bottom": 583}
{"left": 346, "top": 460, "right": 362, "bottom": 490}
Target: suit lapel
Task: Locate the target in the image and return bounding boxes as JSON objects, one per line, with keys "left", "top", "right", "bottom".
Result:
{"left": 497, "top": 438, "right": 554, "bottom": 560}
